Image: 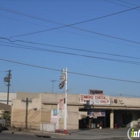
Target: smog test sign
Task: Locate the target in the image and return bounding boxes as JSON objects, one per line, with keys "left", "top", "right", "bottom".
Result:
{"left": 94, "top": 95, "right": 110, "bottom": 105}
{"left": 79, "top": 94, "right": 94, "bottom": 104}
{"left": 79, "top": 94, "right": 110, "bottom": 105}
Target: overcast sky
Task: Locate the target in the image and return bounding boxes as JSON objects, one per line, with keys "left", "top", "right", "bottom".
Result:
{"left": 0, "top": 0, "right": 140, "bottom": 97}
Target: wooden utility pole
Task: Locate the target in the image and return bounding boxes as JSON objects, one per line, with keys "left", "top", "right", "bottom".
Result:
{"left": 25, "top": 98, "right": 28, "bottom": 129}
{"left": 22, "top": 98, "right": 31, "bottom": 129}
{"left": 4, "top": 70, "right": 12, "bottom": 105}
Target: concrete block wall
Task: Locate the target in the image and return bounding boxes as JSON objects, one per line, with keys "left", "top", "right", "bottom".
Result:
{"left": 42, "top": 104, "right": 79, "bottom": 130}
{"left": 11, "top": 99, "right": 41, "bottom": 129}
{"left": 110, "top": 96, "right": 140, "bottom": 107}
{"left": 40, "top": 93, "right": 79, "bottom": 104}
{"left": 67, "top": 106, "right": 79, "bottom": 129}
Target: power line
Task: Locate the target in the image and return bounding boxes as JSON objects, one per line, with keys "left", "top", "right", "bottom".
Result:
{"left": 104, "top": 0, "right": 131, "bottom": 8}
{"left": 1, "top": 41, "right": 140, "bottom": 65}
{"left": 0, "top": 14, "right": 48, "bottom": 27}
{"left": 1, "top": 39, "right": 140, "bottom": 60}
{"left": 1, "top": 38, "right": 140, "bottom": 65}
{"left": 1, "top": 7, "right": 140, "bottom": 49}
{"left": 0, "top": 6, "right": 59, "bottom": 25}
{"left": 119, "top": 0, "right": 138, "bottom": 6}
{"left": 72, "top": 26, "right": 140, "bottom": 45}
{"left": 1, "top": 6, "right": 140, "bottom": 46}
{"left": 9, "top": 23, "right": 140, "bottom": 46}
{"left": 6, "top": 5, "right": 140, "bottom": 39}
{"left": 105, "top": 0, "right": 140, "bottom": 11}
{"left": 0, "top": 57, "right": 140, "bottom": 84}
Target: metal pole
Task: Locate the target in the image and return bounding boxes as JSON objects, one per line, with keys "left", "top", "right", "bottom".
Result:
{"left": 63, "top": 67, "right": 68, "bottom": 134}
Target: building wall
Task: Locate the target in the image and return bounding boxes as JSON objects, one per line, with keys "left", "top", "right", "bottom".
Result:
{"left": 40, "top": 104, "right": 79, "bottom": 129}
{"left": 11, "top": 98, "right": 41, "bottom": 129}
{"left": 110, "top": 96, "right": 140, "bottom": 107}
{"left": 11, "top": 93, "right": 80, "bottom": 130}
{"left": 67, "top": 105, "right": 79, "bottom": 129}
{"left": 11, "top": 92, "right": 140, "bottom": 130}
{"left": 0, "top": 92, "right": 16, "bottom": 105}
{"left": 40, "top": 93, "right": 79, "bottom": 104}
{"left": 40, "top": 93, "right": 79, "bottom": 129}
{"left": 16, "top": 92, "right": 39, "bottom": 100}
{"left": 41, "top": 104, "right": 55, "bottom": 123}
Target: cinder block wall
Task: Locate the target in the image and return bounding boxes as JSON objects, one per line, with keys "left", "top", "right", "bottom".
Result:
{"left": 11, "top": 99, "right": 41, "bottom": 129}
{"left": 67, "top": 106, "right": 79, "bottom": 129}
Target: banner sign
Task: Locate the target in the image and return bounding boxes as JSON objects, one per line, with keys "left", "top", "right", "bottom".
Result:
{"left": 87, "top": 110, "right": 106, "bottom": 117}
{"left": 59, "top": 98, "right": 64, "bottom": 110}
{"left": 79, "top": 94, "right": 94, "bottom": 104}
{"left": 94, "top": 95, "right": 110, "bottom": 105}
{"left": 93, "top": 111, "right": 105, "bottom": 117}
{"left": 58, "top": 98, "right": 68, "bottom": 118}
{"left": 79, "top": 94, "right": 110, "bottom": 105}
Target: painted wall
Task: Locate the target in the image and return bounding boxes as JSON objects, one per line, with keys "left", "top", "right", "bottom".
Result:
{"left": 0, "top": 92, "right": 16, "bottom": 105}
{"left": 11, "top": 92, "right": 140, "bottom": 130}
{"left": 11, "top": 98, "right": 41, "bottom": 129}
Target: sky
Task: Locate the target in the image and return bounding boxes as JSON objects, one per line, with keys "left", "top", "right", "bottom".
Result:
{"left": 0, "top": 0, "right": 140, "bottom": 97}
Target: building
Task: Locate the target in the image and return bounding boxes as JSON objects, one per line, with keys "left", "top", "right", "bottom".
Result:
{"left": 11, "top": 92, "right": 140, "bottom": 130}
{"left": 0, "top": 92, "right": 16, "bottom": 105}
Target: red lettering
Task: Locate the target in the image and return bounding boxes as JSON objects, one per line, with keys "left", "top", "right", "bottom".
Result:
{"left": 83, "top": 95, "right": 93, "bottom": 99}
{"left": 95, "top": 96, "right": 106, "bottom": 99}
{"left": 100, "top": 99, "right": 109, "bottom": 103}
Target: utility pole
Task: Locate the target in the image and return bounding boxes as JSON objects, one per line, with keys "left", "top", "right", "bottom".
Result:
{"left": 22, "top": 98, "right": 31, "bottom": 129}
{"left": 25, "top": 98, "right": 28, "bottom": 129}
{"left": 4, "top": 70, "right": 12, "bottom": 105}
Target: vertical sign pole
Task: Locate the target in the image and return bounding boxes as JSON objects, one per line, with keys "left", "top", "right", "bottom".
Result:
{"left": 63, "top": 67, "right": 68, "bottom": 134}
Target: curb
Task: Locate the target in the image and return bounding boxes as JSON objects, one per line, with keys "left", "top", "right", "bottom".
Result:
{"left": 2, "top": 130, "right": 34, "bottom": 136}
{"left": 2, "top": 130, "right": 68, "bottom": 138}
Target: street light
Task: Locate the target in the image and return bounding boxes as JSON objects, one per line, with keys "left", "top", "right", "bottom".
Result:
{"left": 51, "top": 80, "right": 57, "bottom": 93}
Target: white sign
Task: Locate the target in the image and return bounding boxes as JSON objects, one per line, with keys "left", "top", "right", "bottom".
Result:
{"left": 88, "top": 110, "right": 106, "bottom": 117}
{"left": 59, "top": 99, "right": 64, "bottom": 110}
{"left": 79, "top": 94, "right": 110, "bottom": 105}
{"left": 58, "top": 98, "right": 68, "bottom": 118}
{"left": 79, "top": 94, "right": 94, "bottom": 104}
{"left": 60, "top": 73, "right": 66, "bottom": 82}
{"left": 94, "top": 95, "right": 110, "bottom": 105}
